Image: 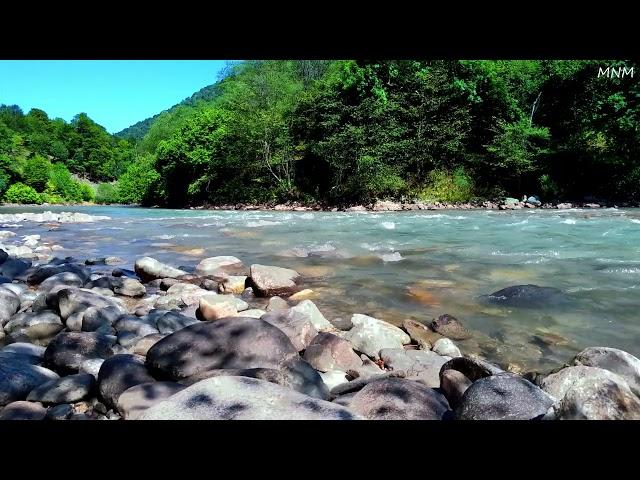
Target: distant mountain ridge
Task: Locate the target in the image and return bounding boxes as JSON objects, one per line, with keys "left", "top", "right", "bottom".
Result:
{"left": 115, "top": 82, "right": 222, "bottom": 140}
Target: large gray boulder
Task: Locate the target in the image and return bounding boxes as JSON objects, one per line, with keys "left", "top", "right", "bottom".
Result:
{"left": 111, "top": 277, "right": 146, "bottom": 298}
{"left": 573, "top": 347, "right": 640, "bottom": 397}
{"left": 134, "top": 257, "right": 187, "bottom": 283}
{"left": 26, "top": 373, "right": 95, "bottom": 404}
{"left": 138, "top": 376, "right": 360, "bottom": 420}
{"left": 44, "top": 332, "right": 118, "bottom": 374}
{"left": 344, "top": 314, "right": 410, "bottom": 359}
{"left": 56, "top": 288, "right": 125, "bottom": 321}
{"left": 116, "top": 381, "right": 186, "bottom": 419}
{"left": 146, "top": 317, "right": 299, "bottom": 380}
{"left": 380, "top": 348, "right": 450, "bottom": 388}
{"left": 541, "top": 365, "right": 629, "bottom": 400}
{"left": 0, "top": 288, "right": 21, "bottom": 325}
{"left": 0, "top": 400, "right": 47, "bottom": 420}
{"left": 349, "top": 377, "right": 450, "bottom": 420}
{"left": 248, "top": 264, "right": 301, "bottom": 297}
{"left": 3, "top": 310, "right": 63, "bottom": 344}
{"left": 26, "top": 263, "right": 90, "bottom": 286}
{"left": 456, "top": 373, "right": 554, "bottom": 420}
{"left": 39, "top": 272, "right": 85, "bottom": 291}
{"left": 97, "top": 354, "right": 155, "bottom": 409}
{"left": 0, "top": 358, "right": 59, "bottom": 406}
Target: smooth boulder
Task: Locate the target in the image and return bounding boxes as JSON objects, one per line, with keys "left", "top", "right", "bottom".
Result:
{"left": 3, "top": 310, "right": 63, "bottom": 344}
{"left": 0, "top": 358, "right": 59, "bottom": 406}
{"left": 0, "top": 288, "right": 21, "bottom": 325}
{"left": 485, "top": 284, "right": 568, "bottom": 308}
{"left": 195, "top": 256, "right": 243, "bottom": 276}
{"left": 116, "top": 381, "right": 186, "bottom": 419}
{"left": 27, "top": 373, "right": 95, "bottom": 404}
{"left": 430, "top": 314, "right": 471, "bottom": 340}
{"left": 139, "top": 376, "right": 359, "bottom": 420}
{"left": 380, "top": 348, "right": 450, "bottom": 388}
{"left": 573, "top": 346, "right": 640, "bottom": 397}
{"left": 303, "top": 332, "right": 362, "bottom": 372}
{"left": 134, "top": 257, "right": 187, "bottom": 283}
{"left": 249, "top": 264, "right": 301, "bottom": 297}
{"left": 97, "top": 354, "right": 155, "bottom": 408}
{"left": 344, "top": 314, "right": 410, "bottom": 359}
{"left": 43, "top": 332, "right": 117, "bottom": 374}
{"left": 261, "top": 308, "right": 318, "bottom": 351}
{"left": 0, "top": 400, "right": 47, "bottom": 420}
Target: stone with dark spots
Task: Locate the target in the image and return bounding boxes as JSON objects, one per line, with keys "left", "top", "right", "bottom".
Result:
{"left": 146, "top": 317, "right": 300, "bottom": 381}
{"left": 0, "top": 400, "right": 47, "bottom": 420}
{"left": 139, "top": 376, "right": 361, "bottom": 420}
{"left": 349, "top": 377, "right": 450, "bottom": 420}
{"left": 43, "top": 332, "right": 118, "bottom": 374}
{"left": 430, "top": 314, "right": 471, "bottom": 340}
{"left": 439, "top": 355, "right": 504, "bottom": 383}
{"left": 484, "top": 284, "right": 568, "bottom": 308}
{"left": 111, "top": 277, "right": 146, "bottom": 297}
{"left": 573, "top": 346, "right": 640, "bottom": 397}
{"left": 81, "top": 306, "right": 123, "bottom": 332}
{"left": 97, "top": 354, "right": 155, "bottom": 408}
{"left": 113, "top": 315, "right": 159, "bottom": 337}
{"left": 455, "top": 373, "right": 554, "bottom": 420}
{"left": 56, "top": 287, "right": 125, "bottom": 320}
{"left": 0, "top": 359, "right": 59, "bottom": 406}
{"left": 27, "top": 373, "right": 95, "bottom": 404}
{"left": 131, "top": 333, "right": 165, "bottom": 356}
{"left": 116, "top": 381, "right": 186, "bottom": 419}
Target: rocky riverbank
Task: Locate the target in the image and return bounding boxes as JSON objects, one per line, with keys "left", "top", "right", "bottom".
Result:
{"left": 194, "top": 198, "right": 640, "bottom": 212}
{"left": 1, "top": 234, "right": 639, "bottom": 420}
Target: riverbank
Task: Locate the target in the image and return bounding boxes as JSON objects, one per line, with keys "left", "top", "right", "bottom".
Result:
{"left": 1, "top": 227, "right": 639, "bottom": 419}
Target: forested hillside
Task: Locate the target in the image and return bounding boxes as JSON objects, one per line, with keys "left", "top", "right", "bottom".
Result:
{"left": 2, "top": 60, "right": 638, "bottom": 207}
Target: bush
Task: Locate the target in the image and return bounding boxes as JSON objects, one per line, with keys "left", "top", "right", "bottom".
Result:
{"left": 22, "top": 155, "right": 51, "bottom": 191}
{"left": 95, "top": 183, "right": 118, "bottom": 204}
{"left": 116, "top": 154, "right": 160, "bottom": 204}
{"left": 3, "top": 182, "right": 42, "bottom": 204}
{"left": 539, "top": 174, "right": 560, "bottom": 200}
{"left": 78, "top": 182, "right": 95, "bottom": 202}
{"left": 417, "top": 167, "right": 474, "bottom": 203}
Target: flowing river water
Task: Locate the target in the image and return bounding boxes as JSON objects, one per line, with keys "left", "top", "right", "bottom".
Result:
{"left": 2, "top": 205, "right": 640, "bottom": 373}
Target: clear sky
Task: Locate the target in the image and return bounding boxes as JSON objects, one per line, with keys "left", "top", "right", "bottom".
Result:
{"left": 0, "top": 60, "right": 230, "bottom": 133}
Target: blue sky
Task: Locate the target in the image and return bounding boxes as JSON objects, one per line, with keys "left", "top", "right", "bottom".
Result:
{"left": 0, "top": 60, "right": 230, "bottom": 133}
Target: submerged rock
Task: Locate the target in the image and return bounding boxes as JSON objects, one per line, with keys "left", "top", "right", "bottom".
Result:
{"left": 485, "top": 284, "right": 568, "bottom": 308}
{"left": 195, "top": 256, "right": 243, "bottom": 276}
{"left": 402, "top": 319, "right": 443, "bottom": 349}
{"left": 138, "top": 376, "right": 359, "bottom": 420}
{"left": 430, "top": 314, "right": 471, "bottom": 340}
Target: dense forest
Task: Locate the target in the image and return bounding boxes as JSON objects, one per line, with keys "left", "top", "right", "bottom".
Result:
{"left": 1, "top": 60, "right": 638, "bottom": 207}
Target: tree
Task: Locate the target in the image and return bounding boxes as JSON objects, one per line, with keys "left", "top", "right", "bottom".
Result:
{"left": 22, "top": 155, "right": 52, "bottom": 191}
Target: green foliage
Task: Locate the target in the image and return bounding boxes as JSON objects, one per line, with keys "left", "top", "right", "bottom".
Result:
{"left": 116, "top": 154, "right": 160, "bottom": 204}
{"left": 95, "top": 183, "right": 118, "bottom": 204}
{"left": 417, "top": 168, "right": 474, "bottom": 203}
{"left": 3, "top": 182, "right": 42, "bottom": 204}
{"left": 539, "top": 174, "right": 560, "bottom": 200}
{"left": 22, "top": 155, "right": 51, "bottom": 191}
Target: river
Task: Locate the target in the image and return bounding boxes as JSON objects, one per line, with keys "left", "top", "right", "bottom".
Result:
{"left": 2, "top": 204, "right": 640, "bottom": 373}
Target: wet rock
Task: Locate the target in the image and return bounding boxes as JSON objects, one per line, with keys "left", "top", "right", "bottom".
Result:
{"left": 439, "top": 355, "right": 504, "bottom": 383}
{"left": 433, "top": 338, "right": 462, "bottom": 358}
{"left": 3, "top": 310, "right": 63, "bottom": 346}
{"left": 116, "top": 381, "right": 186, "bottom": 419}
{"left": 289, "top": 289, "right": 314, "bottom": 301}
{"left": 350, "top": 377, "right": 450, "bottom": 420}
{"left": 27, "top": 263, "right": 90, "bottom": 286}
{"left": 39, "top": 272, "right": 85, "bottom": 291}
{"left": 573, "top": 347, "right": 640, "bottom": 397}
{"left": 0, "top": 400, "right": 47, "bottom": 420}
{"left": 155, "top": 311, "right": 199, "bottom": 334}
{"left": 430, "top": 314, "right": 471, "bottom": 340}
{"left": 380, "top": 348, "right": 450, "bottom": 388}
{"left": 0, "top": 258, "right": 31, "bottom": 280}
{"left": 112, "top": 277, "right": 146, "bottom": 297}
{"left": 56, "top": 288, "right": 125, "bottom": 321}
{"left": 43, "top": 332, "right": 117, "bottom": 374}
{"left": 303, "top": 332, "right": 362, "bottom": 372}
{"left": 218, "top": 276, "right": 248, "bottom": 294}
{"left": 134, "top": 257, "right": 187, "bottom": 283}
{"left": 266, "top": 296, "right": 289, "bottom": 311}
{"left": 112, "top": 268, "right": 138, "bottom": 279}
{"left": 0, "top": 358, "right": 59, "bottom": 406}
{"left": 0, "top": 288, "right": 21, "bottom": 325}
{"left": 145, "top": 317, "right": 299, "bottom": 380}
{"left": 548, "top": 373, "right": 640, "bottom": 420}
{"left": 46, "top": 403, "right": 74, "bottom": 420}
{"left": 440, "top": 369, "right": 472, "bottom": 409}
{"left": 261, "top": 308, "right": 319, "bottom": 352}
{"left": 97, "top": 354, "right": 155, "bottom": 408}
{"left": 344, "top": 314, "right": 410, "bottom": 359}
{"left": 248, "top": 264, "right": 301, "bottom": 297}
{"left": 485, "top": 284, "right": 568, "bottom": 308}
{"left": 456, "top": 373, "right": 554, "bottom": 420}
{"left": 138, "top": 376, "right": 359, "bottom": 420}
{"left": 402, "top": 319, "right": 442, "bottom": 349}
{"left": 27, "top": 373, "right": 95, "bottom": 404}
{"left": 131, "top": 334, "right": 165, "bottom": 356}
{"left": 195, "top": 256, "right": 243, "bottom": 276}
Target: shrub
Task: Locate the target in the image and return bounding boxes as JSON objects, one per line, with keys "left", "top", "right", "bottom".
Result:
{"left": 78, "top": 182, "right": 95, "bottom": 202}
{"left": 95, "top": 183, "right": 118, "bottom": 204}
{"left": 539, "top": 174, "right": 560, "bottom": 200}
{"left": 3, "top": 182, "right": 42, "bottom": 204}
{"left": 22, "top": 155, "right": 51, "bottom": 191}
{"left": 417, "top": 167, "right": 474, "bottom": 203}
{"left": 116, "top": 154, "right": 160, "bottom": 204}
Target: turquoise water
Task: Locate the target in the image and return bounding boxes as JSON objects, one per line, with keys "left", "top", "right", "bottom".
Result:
{"left": 3, "top": 205, "right": 640, "bottom": 373}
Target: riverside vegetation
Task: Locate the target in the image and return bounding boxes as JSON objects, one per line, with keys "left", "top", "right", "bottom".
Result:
{"left": 0, "top": 212, "right": 639, "bottom": 420}
{"left": 1, "top": 60, "right": 639, "bottom": 208}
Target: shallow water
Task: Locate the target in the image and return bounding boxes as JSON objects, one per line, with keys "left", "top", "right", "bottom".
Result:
{"left": 3, "top": 205, "right": 640, "bottom": 373}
